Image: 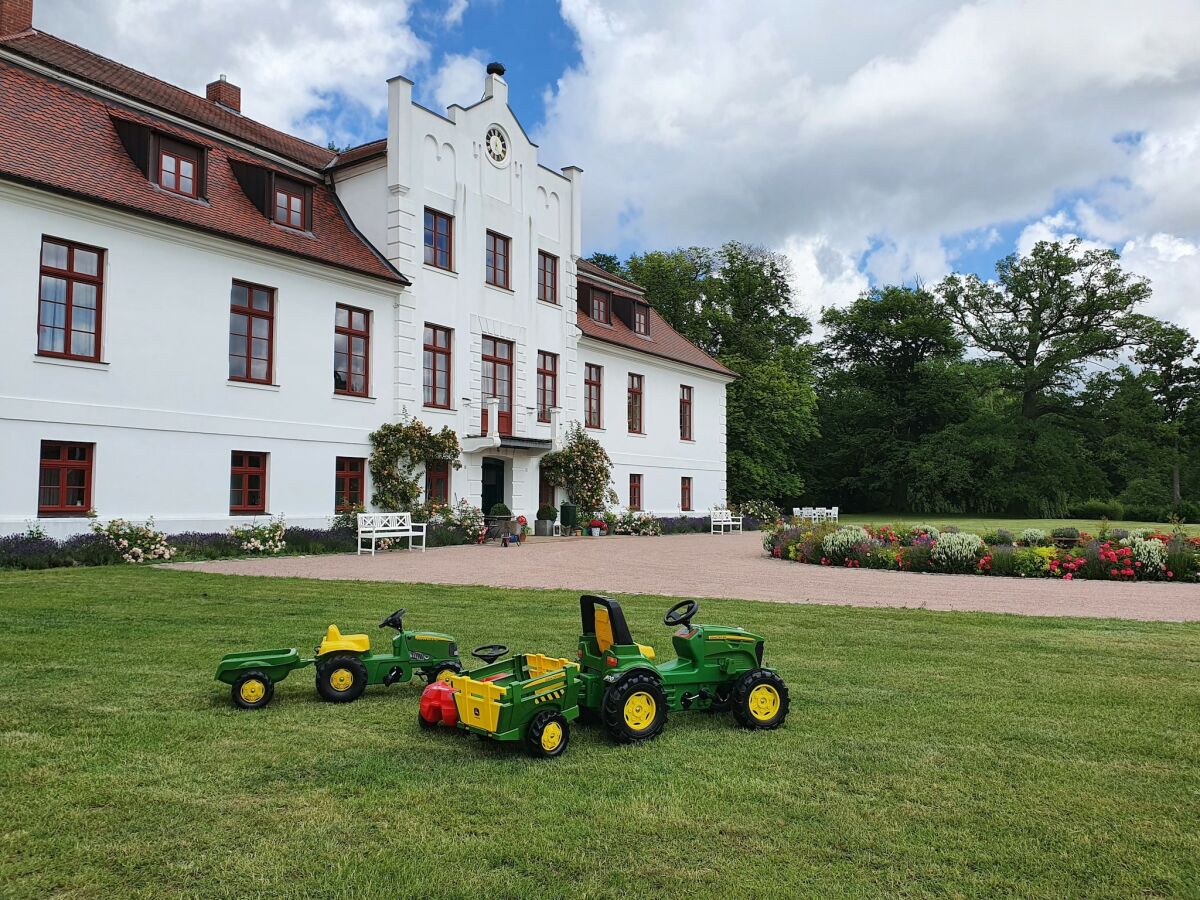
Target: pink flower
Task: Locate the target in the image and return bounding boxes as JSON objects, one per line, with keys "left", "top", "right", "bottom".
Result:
{"left": 1167, "top": 571, "right": 1174, "bottom": 578}
{"left": 1063, "top": 573, "right": 1073, "bottom": 581}
{"left": 1110, "top": 568, "right": 1119, "bottom": 576}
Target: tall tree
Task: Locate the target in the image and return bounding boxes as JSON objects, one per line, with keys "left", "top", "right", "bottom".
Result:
{"left": 1134, "top": 319, "right": 1200, "bottom": 503}
{"left": 937, "top": 239, "right": 1150, "bottom": 421}
{"left": 584, "top": 252, "right": 624, "bottom": 276}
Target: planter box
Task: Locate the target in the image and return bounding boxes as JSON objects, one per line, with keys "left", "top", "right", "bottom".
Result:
{"left": 534, "top": 519, "right": 554, "bottom": 537}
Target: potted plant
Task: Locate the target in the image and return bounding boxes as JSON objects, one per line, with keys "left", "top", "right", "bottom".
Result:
{"left": 516, "top": 515, "right": 528, "bottom": 543}
{"left": 535, "top": 504, "right": 557, "bottom": 537}
{"left": 589, "top": 518, "right": 605, "bottom": 537}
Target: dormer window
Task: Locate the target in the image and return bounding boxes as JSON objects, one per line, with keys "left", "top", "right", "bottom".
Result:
{"left": 633, "top": 302, "right": 649, "bottom": 336}
{"left": 157, "top": 138, "right": 201, "bottom": 198}
{"left": 590, "top": 287, "right": 611, "bottom": 324}
{"left": 274, "top": 177, "right": 307, "bottom": 230}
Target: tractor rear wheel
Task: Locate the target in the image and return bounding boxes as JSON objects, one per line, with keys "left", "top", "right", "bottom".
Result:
{"left": 231, "top": 670, "right": 274, "bottom": 710}
{"left": 525, "top": 709, "right": 570, "bottom": 759}
{"left": 315, "top": 655, "right": 368, "bottom": 703}
{"left": 424, "top": 661, "right": 462, "bottom": 683}
{"left": 601, "top": 671, "right": 667, "bottom": 744}
{"left": 731, "top": 669, "right": 789, "bottom": 730}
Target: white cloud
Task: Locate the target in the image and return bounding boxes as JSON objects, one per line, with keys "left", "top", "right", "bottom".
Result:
{"left": 428, "top": 53, "right": 486, "bottom": 111}
{"left": 1120, "top": 234, "right": 1200, "bottom": 336}
{"left": 537, "top": 0, "right": 1200, "bottom": 329}
{"left": 442, "top": 0, "right": 469, "bottom": 27}
{"left": 37, "top": 0, "right": 429, "bottom": 145}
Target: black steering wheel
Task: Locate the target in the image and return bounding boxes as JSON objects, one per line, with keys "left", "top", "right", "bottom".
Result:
{"left": 379, "top": 608, "right": 407, "bottom": 631}
{"left": 663, "top": 599, "right": 699, "bottom": 628}
{"left": 472, "top": 644, "right": 509, "bottom": 665}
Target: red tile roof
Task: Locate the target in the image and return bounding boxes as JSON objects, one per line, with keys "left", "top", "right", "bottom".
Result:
{"left": 575, "top": 261, "right": 736, "bottom": 378}
{"left": 0, "top": 55, "right": 404, "bottom": 284}
{"left": 0, "top": 31, "right": 336, "bottom": 170}
{"left": 329, "top": 139, "right": 387, "bottom": 170}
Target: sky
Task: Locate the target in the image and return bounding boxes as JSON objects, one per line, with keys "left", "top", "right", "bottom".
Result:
{"left": 35, "top": 0, "right": 1200, "bottom": 336}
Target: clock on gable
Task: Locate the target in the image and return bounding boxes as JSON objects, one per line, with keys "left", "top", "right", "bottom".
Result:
{"left": 485, "top": 125, "right": 509, "bottom": 165}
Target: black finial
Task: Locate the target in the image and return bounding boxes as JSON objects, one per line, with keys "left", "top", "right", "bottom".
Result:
{"left": 486, "top": 61, "right": 506, "bottom": 77}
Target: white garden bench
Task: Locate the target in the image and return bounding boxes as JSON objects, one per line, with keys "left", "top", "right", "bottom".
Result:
{"left": 357, "top": 512, "right": 426, "bottom": 555}
{"left": 794, "top": 506, "right": 839, "bottom": 523}
{"left": 710, "top": 509, "right": 743, "bottom": 534}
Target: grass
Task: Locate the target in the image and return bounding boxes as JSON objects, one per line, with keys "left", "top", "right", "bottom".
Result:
{"left": 2, "top": 568, "right": 1199, "bottom": 898}
{"left": 838, "top": 512, "right": 1200, "bottom": 536}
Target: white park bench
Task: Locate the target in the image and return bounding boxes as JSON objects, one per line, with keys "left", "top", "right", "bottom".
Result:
{"left": 793, "top": 506, "right": 839, "bottom": 523}
{"left": 357, "top": 512, "right": 426, "bottom": 555}
{"left": 710, "top": 508, "right": 743, "bottom": 534}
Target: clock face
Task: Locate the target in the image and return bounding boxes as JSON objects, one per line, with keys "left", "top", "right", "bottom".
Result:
{"left": 485, "top": 126, "right": 508, "bottom": 164}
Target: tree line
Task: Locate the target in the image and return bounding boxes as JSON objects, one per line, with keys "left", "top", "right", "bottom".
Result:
{"left": 586, "top": 239, "right": 1200, "bottom": 520}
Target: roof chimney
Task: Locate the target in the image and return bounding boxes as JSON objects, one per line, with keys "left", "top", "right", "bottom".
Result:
{"left": 482, "top": 61, "right": 507, "bottom": 103}
{"left": 0, "top": 0, "right": 33, "bottom": 36}
{"left": 205, "top": 74, "right": 241, "bottom": 113}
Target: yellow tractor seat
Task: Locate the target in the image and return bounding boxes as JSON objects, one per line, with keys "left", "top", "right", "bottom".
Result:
{"left": 317, "top": 624, "right": 370, "bottom": 655}
{"left": 637, "top": 644, "right": 656, "bottom": 660}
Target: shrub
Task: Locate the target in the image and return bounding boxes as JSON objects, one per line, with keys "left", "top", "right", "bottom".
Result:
{"left": 988, "top": 543, "right": 1016, "bottom": 577}
{"left": 1126, "top": 528, "right": 1149, "bottom": 541}
{"left": 1118, "top": 477, "right": 1172, "bottom": 523}
{"left": 90, "top": 517, "right": 176, "bottom": 563}
{"left": 1013, "top": 546, "right": 1054, "bottom": 577}
{"left": 942, "top": 524, "right": 961, "bottom": 534}
{"left": 909, "top": 524, "right": 940, "bottom": 539}
{"left": 1019, "top": 528, "right": 1047, "bottom": 546}
{"left": 330, "top": 505, "right": 363, "bottom": 532}
{"left": 488, "top": 503, "right": 512, "bottom": 517}
{"left": 538, "top": 422, "right": 616, "bottom": 515}
{"left": 230, "top": 516, "right": 286, "bottom": 554}
{"left": 1072, "top": 499, "right": 1125, "bottom": 520}
{"left": 536, "top": 504, "right": 557, "bottom": 522}
{"left": 1051, "top": 526, "right": 1080, "bottom": 540}
{"left": 613, "top": 511, "right": 663, "bottom": 536}
{"left": 1129, "top": 537, "right": 1167, "bottom": 577}
{"left": 931, "top": 532, "right": 984, "bottom": 573}
{"left": 737, "top": 500, "right": 781, "bottom": 522}
{"left": 821, "top": 526, "right": 871, "bottom": 565}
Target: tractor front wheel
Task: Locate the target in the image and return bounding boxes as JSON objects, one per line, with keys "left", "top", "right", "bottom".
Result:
{"left": 424, "top": 661, "right": 462, "bottom": 683}
{"left": 315, "top": 655, "right": 368, "bottom": 703}
{"left": 731, "top": 669, "right": 789, "bottom": 730}
{"left": 525, "top": 708, "right": 570, "bottom": 759}
{"left": 231, "top": 670, "right": 274, "bottom": 710}
{"left": 601, "top": 672, "right": 667, "bottom": 744}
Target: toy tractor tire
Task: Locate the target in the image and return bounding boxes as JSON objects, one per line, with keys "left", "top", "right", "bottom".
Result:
{"left": 731, "top": 669, "right": 790, "bottom": 730}
{"left": 315, "top": 655, "right": 368, "bottom": 703}
{"left": 525, "top": 709, "right": 570, "bottom": 759}
{"left": 424, "top": 661, "right": 462, "bottom": 684}
{"left": 417, "top": 710, "right": 437, "bottom": 730}
{"left": 231, "top": 670, "right": 274, "bottom": 710}
{"left": 601, "top": 671, "right": 668, "bottom": 744}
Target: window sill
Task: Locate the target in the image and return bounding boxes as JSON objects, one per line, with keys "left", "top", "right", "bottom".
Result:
{"left": 33, "top": 355, "right": 109, "bottom": 371}
{"left": 585, "top": 425, "right": 604, "bottom": 432}
{"left": 536, "top": 299, "right": 562, "bottom": 310}
{"left": 424, "top": 264, "right": 457, "bottom": 277}
{"left": 680, "top": 438, "right": 696, "bottom": 444}
{"left": 37, "top": 512, "right": 93, "bottom": 519}
{"left": 627, "top": 431, "right": 647, "bottom": 438}
{"left": 228, "top": 380, "right": 280, "bottom": 392}
{"left": 484, "top": 282, "right": 514, "bottom": 295}
{"left": 271, "top": 221, "right": 314, "bottom": 239}
{"left": 333, "top": 392, "right": 377, "bottom": 403}
{"left": 150, "top": 184, "right": 211, "bottom": 207}
{"left": 423, "top": 405, "right": 457, "bottom": 414}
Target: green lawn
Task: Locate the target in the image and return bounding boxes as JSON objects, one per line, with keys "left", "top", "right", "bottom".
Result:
{"left": 2, "top": 569, "right": 1198, "bottom": 898}
{"left": 838, "top": 512, "right": 1200, "bottom": 536}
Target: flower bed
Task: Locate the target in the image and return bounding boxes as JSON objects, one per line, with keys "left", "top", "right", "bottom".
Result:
{"left": 763, "top": 522, "right": 1200, "bottom": 583}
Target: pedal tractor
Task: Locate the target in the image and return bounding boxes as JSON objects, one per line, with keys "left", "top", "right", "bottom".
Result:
{"left": 216, "top": 608, "right": 463, "bottom": 709}
{"left": 575, "top": 594, "right": 789, "bottom": 742}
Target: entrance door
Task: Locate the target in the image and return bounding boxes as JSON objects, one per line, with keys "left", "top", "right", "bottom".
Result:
{"left": 481, "top": 336, "right": 513, "bottom": 435}
{"left": 481, "top": 457, "right": 505, "bottom": 514}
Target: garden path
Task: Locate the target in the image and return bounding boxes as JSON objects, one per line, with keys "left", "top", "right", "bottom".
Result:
{"left": 170, "top": 532, "right": 1200, "bottom": 622}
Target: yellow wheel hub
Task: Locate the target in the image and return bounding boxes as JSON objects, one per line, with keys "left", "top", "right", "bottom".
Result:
{"left": 623, "top": 691, "right": 657, "bottom": 731}
{"left": 748, "top": 684, "right": 780, "bottom": 721}
{"left": 540, "top": 721, "right": 563, "bottom": 752}
{"left": 239, "top": 679, "right": 265, "bottom": 703}
{"left": 329, "top": 668, "right": 355, "bottom": 692}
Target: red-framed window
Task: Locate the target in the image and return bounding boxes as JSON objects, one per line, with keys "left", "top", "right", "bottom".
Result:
{"left": 539, "top": 470, "right": 555, "bottom": 509}
{"left": 537, "top": 351, "right": 558, "bottom": 423}
{"left": 627, "top": 373, "right": 644, "bottom": 434}
{"left": 158, "top": 140, "right": 199, "bottom": 198}
{"left": 680, "top": 385, "right": 694, "bottom": 441}
{"left": 633, "top": 302, "right": 649, "bottom": 336}
{"left": 274, "top": 177, "right": 307, "bottom": 230}
{"left": 335, "top": 456, "right": 365, "bottom": 511}
{"left": 538, "top": 251, "right": 558, "bottom": 304}
{"left": 481, "top": 336, "right": 514, "bottom": 435}
{"left": 585, "top": 363, "right": 603, "bottom": 429}
{"left": 423, "top": 324, "right": 452, "bottom": 408}
{"left": 334, "top": 304, "right": 370, "bottom": 396}
{"left": 629, "top": 474, "right": 643, "bottom": 512}
{"left": 589, "top": 287, "right": 610, "bottom": 324}
{"left": 230, "top": 451, "right": 267, "bottom": 514}
{"left": 38, "top": 441, "right": 93, "bottom": 516}
{"left": 681, "top": 476, "right": 693, "bottom": 512}
{"left": 229, "top": 281, "right": 275, "bottom": 383}
{"left": 486, "top": 231, "right": 510, "bottom": 288}
{"left": 424, "top": 208, "right": 453, "bottom": 270}
{"left": 425, "top": 460, "right": 450, "bottom": 505}
{"left": 38, "top": 238, "right": 104, "bottom": 362}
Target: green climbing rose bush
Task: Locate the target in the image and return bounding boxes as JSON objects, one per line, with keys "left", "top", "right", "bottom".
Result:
{"left": 538, "top": 422, "right": 617, "bottom": 516}
{"left": 369, "top": 413, "right": 461, "bottom": 512}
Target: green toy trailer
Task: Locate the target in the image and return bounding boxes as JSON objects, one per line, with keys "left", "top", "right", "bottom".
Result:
{"left": 574, "top": 595, "right": 789, "bottom": 742}
{"left": 419, "top": 653, "right": 581, "bottom": 758}
{"left": 216, "top": 608, "right": 462, "bottom": 709}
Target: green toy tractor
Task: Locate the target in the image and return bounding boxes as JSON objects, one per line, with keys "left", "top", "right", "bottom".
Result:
{"left": 575, "top": 595, "right": 789, "bottom": 742}
{"left": 216, "top": 608, "right": 462, "bottom": 709}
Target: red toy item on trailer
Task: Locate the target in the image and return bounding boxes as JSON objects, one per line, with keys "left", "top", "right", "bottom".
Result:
{"left": 419, "top": 680, "right": 459, "bottom": 727}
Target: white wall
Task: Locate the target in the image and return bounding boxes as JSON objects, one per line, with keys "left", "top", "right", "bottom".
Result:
{"left": 575, "top": 338, "right": 730, "bottom": 516}
{"left": 0, "top": 182, "right": 401, "bottom": 537}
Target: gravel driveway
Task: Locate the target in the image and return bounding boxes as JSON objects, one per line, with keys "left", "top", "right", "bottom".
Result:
{"left": 169, "top": 532, "right": 1200, "bottom": 622}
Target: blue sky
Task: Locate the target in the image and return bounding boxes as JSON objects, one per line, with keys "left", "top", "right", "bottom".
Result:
{"left": 38, "top": 1, "right": 1200, "bottom": 334}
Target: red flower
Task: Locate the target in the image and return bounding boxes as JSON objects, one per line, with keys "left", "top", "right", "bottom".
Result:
{"left": 1063, "top": 573, "right": 1073, "bottom": 581}
{"left": 1110, "top": 568, "right": 1119, "bottom": 576}
{"left": 1167, "top": 571, "right": 1174, "bottom": 578}
{"left": 1120, "top": 568, "right": 1134, "bottom": 577}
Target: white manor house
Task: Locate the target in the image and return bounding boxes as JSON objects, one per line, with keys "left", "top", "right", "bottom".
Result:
{"left": 0, "top": 0, "right": 734, "bottom": 537}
